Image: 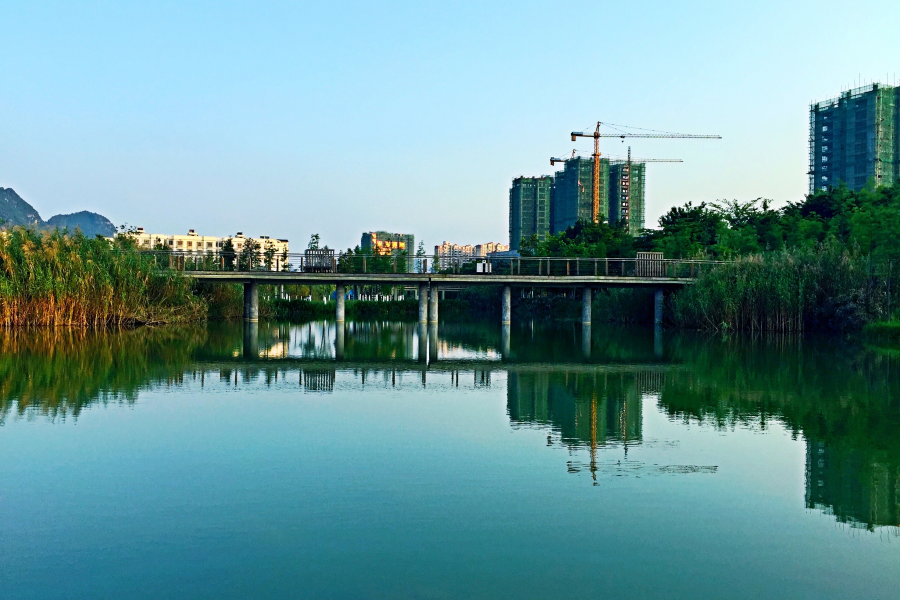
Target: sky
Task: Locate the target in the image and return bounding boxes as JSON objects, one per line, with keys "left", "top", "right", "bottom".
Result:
{"left": 1, "top": 0, "right": 899, "bottom": 252}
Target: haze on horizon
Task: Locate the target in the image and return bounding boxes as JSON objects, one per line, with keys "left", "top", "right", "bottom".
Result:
{"left": 1, "top": 0, "right": 898, "bottom": 252}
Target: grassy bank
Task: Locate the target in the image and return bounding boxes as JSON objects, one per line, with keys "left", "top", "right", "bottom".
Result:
{"left": 0, "top": 227, "right": 205, "bottom": 327}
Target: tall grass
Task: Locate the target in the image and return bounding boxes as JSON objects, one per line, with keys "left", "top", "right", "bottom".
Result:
{"left": 0, "top": 227, "right": 205, "bottom": 327}
{"left": 671, "top": 244, "right": 882, "bottom": 332}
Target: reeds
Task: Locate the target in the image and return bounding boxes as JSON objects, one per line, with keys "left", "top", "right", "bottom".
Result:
{"left": 671, "top": 244, "right": 879, "bottom": 332}
{"left": 0, "top": 227, "right": 205, "bottom": 327}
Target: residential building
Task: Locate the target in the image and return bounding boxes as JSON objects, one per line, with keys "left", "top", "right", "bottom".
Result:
{"left": 126, "top": 227, "right": 289, "bottom": 269}
{"left": 434, "top": 241, "right": 509, "bottom": 270}
{"left": 361, "top": 231, "right": 415, "bottom": 269}
{"left": 809, "top": 83, "right": 900, "bottom": 193}
{"left": 508, "top": 176, "right": 552, "bottom": 251}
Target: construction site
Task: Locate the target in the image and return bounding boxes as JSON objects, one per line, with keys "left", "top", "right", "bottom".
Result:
{"left": 510, "top": 121, "right": 716, "bottom": 250}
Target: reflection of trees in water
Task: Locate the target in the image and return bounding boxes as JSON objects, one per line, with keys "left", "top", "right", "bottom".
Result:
{"left": 659, "top": 335, "right": 900, "bottom": 532}
{"left": 0, "top": 327, "right": 208, "bottom": 422}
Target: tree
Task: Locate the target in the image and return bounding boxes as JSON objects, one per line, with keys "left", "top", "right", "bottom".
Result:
{"left": 221, "top": 238, "right": 236, "bottom": 271}
{"left": 308, "top": 233, "right": 320, "bottom": 250}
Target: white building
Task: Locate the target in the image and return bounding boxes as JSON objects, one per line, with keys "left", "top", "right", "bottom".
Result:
{"left": 127, "top": 228, "right": 289, "bottom": 266}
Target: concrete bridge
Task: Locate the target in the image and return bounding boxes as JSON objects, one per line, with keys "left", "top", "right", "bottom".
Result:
{"left": 179, "top": 255, "right": 709, "bottom": 326}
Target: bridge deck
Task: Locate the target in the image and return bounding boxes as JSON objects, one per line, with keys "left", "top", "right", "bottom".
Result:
{"left": 185, "top": 271, "right": 692, "bottom": 287}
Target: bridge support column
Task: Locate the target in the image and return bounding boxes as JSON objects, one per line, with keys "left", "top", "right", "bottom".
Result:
{"left": 243, "top": 281, "right": 259, "bottom": 322}
{"left": 582, "top": 323, "right": 591, "bottom": 359}
{"left": 582, "top": 287, "right": 592, "bottom": 325}
{"left": 654, "top": 288, "right": 664, "bottom": 326}
{"left": 428, "top": 286, "right": 439, "bottom": 323}
{"left": 501, "top": 285, "right": 512, "bottom": 325}
{"left": 501, "top": 324, "right": 511, "bottom": 359}
{"left": 418, "top": 284, "right": 429, "bottom": 323}
{"left": 336, "top": 284, "right": 346, "bottom": 322}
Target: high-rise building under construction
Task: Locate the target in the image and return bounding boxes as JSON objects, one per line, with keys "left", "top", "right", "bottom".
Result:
{"left": 550, "top": 157, "right": 610, "bottom": 234}
{"left": 509, "top": 176, "right": 552, "bottom": 250}
{"left": 809, "top": 83, "right": 900, "bottom": 193}
{"left": 509, "top": 156, "right": 649, "bottom": 247}
{"left": 608, "top": 160, "right": 646, "bottom": 233}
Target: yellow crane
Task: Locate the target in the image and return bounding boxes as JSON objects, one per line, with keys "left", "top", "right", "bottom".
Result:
{"left": 570, "top": 122, "right": 720, "bottom": 222}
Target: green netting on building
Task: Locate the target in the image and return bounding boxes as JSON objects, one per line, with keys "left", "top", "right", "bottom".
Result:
{"left": 550, "top": 157, "right": 609, "bottom": 234}
{"left": 608, "top": 161, "right": 646, "bottom": 234}
{"left": 810, "top": 83, "right": 899, "bottom": 193}
{"left": 509, "top": 176, "right": 553, "bottom": 250}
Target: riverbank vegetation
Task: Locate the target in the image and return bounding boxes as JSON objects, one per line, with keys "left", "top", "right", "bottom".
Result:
{"left": 0, "top": 227, "right": 205, "bottom": 327}
{"left": 519, "top": 182, "right": 900, "bottom": 331}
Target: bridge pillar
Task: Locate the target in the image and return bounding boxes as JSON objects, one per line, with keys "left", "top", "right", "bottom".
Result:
{"left": 418, "top": 284, "right": 428, "bottom": 323}
{"left": 428, "top": 286, "right": 439, "bottom": 323}
{"left": 582, "top": 323, "right": 591, "bottom": 359}
{"left": 336, "top": 284, "right": 346, "bottom": 322}
{"left": 654, "top": 288, "right": 664, "bottom": 325}
{"left": 582, "top": 287, "right": 592, "bottom": 325}
{"left": 243, "top": 281, "right": 259, "bottom": 322}
{"left": 501, "top": 285, "right": 512, "bottom": 325}
{"left": 501, "top": 324, "right": 511, "bottom": 358}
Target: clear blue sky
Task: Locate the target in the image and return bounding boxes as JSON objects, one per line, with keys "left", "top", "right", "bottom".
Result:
{"left": 2, "top": 1, "right": 899, "bottom": 252}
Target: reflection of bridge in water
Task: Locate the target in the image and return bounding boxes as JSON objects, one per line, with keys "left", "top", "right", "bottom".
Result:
{"left": 3, "top": 322, "right": 897, "bottom": 533}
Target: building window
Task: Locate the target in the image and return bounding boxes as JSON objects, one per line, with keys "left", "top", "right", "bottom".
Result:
{"left": 822, "top": 145, "right": 829, "bottom": 152}
{"left": 822, "top": 125, "right": 828, "bottom": 132}
{"left": 822, "top": 156, "right": 828, "bottom": 162}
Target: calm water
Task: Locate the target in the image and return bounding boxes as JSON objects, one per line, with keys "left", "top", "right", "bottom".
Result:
{"left": 1, "top": 321, "right": 898, "bottom": 599}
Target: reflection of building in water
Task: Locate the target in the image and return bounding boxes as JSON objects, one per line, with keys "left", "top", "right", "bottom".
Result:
{"left": 507, "top": 371, "right": 644, "bottom": 448}
{"left": 805, "top": 440, "right": 900, "bottom": 531}
{"left": 301, "top": 369, "right": 336, "bottom": 393}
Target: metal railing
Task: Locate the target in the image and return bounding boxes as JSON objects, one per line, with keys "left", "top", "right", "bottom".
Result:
{"left": 139, "top": 251, "right": 719, "bottom": 279}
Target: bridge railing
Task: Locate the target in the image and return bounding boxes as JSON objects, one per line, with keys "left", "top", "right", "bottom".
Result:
{"left": 138, "top": 251, "right": 718, "bottom": 279}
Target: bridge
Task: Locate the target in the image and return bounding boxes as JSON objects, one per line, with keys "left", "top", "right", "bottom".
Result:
{"left": 153, "top": 252, "right": 714, "bottom": 325}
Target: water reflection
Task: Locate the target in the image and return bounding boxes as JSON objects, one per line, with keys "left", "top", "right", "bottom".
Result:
{"left": 0, "top": 322, "right": 898, "bottom": 533}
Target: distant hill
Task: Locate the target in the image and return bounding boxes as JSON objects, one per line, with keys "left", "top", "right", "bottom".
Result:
{"left": 46, "top": 211, "right": 116, "bottom": 237}
{"left": 0, "top": 187, "right": 116, "bottom": 237}
{"left": 0, "top": 187, "right": 43, "bottom": 228}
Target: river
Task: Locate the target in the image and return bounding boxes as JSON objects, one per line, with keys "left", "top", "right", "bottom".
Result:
{"left": 0, "top": 321, "right": 897, "bottom": 599}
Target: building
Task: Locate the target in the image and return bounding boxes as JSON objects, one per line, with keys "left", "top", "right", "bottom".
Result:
{"left": 809, "top": 83, "right": 900, "bottom": 193}
{"left": 361, "top": 231, "right": 415, "bottom": 269}
{"left": 508, "top": 176, "right": 552, "bottom": 251}
{"left": 608, "top": 160, "right": 646, "bottom": 234}
{"left": 474, "top": 242, "right": 509, "bottom": 257}
{"left": 126, "top": 227, "right": 289, "bottom": 269}
{"left": 550, "top": 157, "right": 610, "bottom": 235}
{"left": 434, "top": 241, "right": 509, "bottom": 270}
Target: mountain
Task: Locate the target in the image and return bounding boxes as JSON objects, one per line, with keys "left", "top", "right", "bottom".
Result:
{"left": 46, "top": 211, "right": 116, "bottom": 237}
{"left": 0, "top": 187, "right": 116, "bottom": 237}
{"left": 0, "top": 187, "right": 43, "bottom": 227}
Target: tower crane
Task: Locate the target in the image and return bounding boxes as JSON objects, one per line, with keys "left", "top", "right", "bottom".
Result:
{"left": 570, "top": 121, "right": 720, "bottom": 222}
